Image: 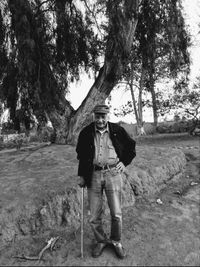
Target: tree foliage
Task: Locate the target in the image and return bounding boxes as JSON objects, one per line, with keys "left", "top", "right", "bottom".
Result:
{"left": 114, "top": 0, "right": 191, "bottom": 128}
{"left": 0, "top": 0, "right": 193, "bottom": 140}
{"left": 135, "top": 0, "right": 190, "bottom": 80}
{"left": 153, "top": 76, "right": 200, "bottom": 135}
{"left": 0, "top": 0, "right": 102, "bottom": 127}
{"left": 0, "top": 0, "right": 140, "bottom": 142}
{"left": 170, "top": 77, "right": 200, "bottom": 121}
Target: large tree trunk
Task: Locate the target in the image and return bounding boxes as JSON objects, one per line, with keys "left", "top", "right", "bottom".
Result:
{"left": 66, "top": 0, "right": 140, "bottom": 144}
{"left": 47, "top": 98, "right": 74, "bottom": 144}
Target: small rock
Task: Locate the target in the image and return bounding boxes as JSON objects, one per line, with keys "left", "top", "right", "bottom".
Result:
{"left": 173, "top": 190, "right": 181, "bottom": 195}
{"left": 156, "top": 198, "right": 163, "bottom": 204}
{"left": 190, "top": 181, "right": 198, "bottom": 186}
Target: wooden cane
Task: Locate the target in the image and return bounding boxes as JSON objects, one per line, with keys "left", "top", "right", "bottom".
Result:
{"left": 81, "top": 187, "right": 84, "bottom": 258}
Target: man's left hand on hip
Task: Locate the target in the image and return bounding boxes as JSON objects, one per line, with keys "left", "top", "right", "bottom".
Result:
{"left": 116, "top": 161, "right": 126, "bottom": 173}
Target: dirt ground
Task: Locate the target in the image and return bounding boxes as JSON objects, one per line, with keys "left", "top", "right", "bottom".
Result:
{"left": 0, "top": 133, "right": 199, "bottom": 266}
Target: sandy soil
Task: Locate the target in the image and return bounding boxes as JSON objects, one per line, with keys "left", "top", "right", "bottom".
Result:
{"left": 0, "top": 133, "right": 199, "bottom": 266}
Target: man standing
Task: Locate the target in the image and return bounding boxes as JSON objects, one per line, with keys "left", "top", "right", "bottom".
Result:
{"left": 76, "top": 104, "right": 136, "bottom": 259}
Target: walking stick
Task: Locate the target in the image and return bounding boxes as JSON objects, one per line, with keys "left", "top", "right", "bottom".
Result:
{"left": 80, "top": 187, "right": 84, "bottom": 258}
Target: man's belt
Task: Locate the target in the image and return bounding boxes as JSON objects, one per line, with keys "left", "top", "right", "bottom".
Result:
{"left": 94, "top": 163, "right": 117, "bottom": 171}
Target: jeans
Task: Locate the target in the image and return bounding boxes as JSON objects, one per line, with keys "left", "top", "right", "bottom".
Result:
{"left": 88, "top": 168, "right": 122, "bottom": 243}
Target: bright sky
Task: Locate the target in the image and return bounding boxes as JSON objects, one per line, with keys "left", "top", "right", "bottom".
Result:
{"left": 68, "top": 0, "right": 200, "bottom": 123}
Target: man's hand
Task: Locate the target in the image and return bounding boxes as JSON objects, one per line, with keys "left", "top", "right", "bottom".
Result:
{"left": 116, "top": 161, "right": 126, "bottom": 173}
{"left": 78, "top": 176, "right": 86, "bottom": 188}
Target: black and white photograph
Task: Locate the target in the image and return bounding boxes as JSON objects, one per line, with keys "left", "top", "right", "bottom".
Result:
{"left": 0, "top": 0, "right": 199, "bottom": 266}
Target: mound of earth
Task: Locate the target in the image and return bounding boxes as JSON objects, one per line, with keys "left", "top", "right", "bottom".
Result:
{"left": 0, "top": 143, "right": 186, "bottom": 248}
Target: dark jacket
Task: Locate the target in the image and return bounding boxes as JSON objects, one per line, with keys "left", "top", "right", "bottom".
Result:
{"left": 76, "top": 122, "right": 136, "bottom": 187}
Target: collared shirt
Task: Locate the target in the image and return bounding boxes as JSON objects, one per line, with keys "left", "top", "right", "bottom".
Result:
{"left": 93, "top": 124, "right": 119, "bottom": 166}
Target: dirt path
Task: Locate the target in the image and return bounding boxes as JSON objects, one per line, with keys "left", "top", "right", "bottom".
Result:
{"left": 0, "top": 134, "right": 199, "bottom": 266}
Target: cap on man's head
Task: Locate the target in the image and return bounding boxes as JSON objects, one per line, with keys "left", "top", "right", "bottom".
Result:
{"left": 93, "top": 104, "right": 110, "bottom": 114}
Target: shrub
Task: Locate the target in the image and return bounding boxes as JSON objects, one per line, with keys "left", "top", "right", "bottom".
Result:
{"left": 1, "top": 122, "right": 17, "bottom": 134}
{"left": 29, "top": 134, "right": 41, "bottom": 143}
{"left": 37, "top": 126, "right": 55, "bottom": 142}
{"left": 143, "top": 123, "right": 156, "bottom": 135}
{"left": 156, "top": 119, "right": 195, "bottom": 134}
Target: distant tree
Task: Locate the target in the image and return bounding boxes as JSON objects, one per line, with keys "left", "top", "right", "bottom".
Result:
{"left": 174, "top": 79, "right": 200, "bottom": 134}
{"left": 157, "top": 76, "right": 200, "bottom": 134}
{"left": 114, "top": 0, "right": 190, "bottom": 132}
{"left": 140, "top": 0, "right": 190, "bottom": 127}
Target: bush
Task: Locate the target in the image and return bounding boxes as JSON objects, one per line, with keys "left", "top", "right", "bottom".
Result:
{"left": 1, "top": 122, "right": 17, "bottom": 135}
{"left": 37, "top": 126, "right": 55, "bottom": 143}
{"left": 143, "top": 123, "right": 156, "bottom": 135}
{"left": 156, "top": 120, "right": 195, "bottom": 134}
{"left": 156, "top": 124, "right": 171, "bottom": 134}
{"left": 29, "top": 134, "right": 41, "bottom": 143}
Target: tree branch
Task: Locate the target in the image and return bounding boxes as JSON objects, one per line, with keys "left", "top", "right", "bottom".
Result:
{"left": 81, "top": 0, "right": 104, "bottom": 38}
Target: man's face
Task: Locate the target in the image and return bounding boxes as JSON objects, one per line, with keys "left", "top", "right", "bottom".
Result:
{"left": 94, "top": 113, "right": 108, "bottom": 129}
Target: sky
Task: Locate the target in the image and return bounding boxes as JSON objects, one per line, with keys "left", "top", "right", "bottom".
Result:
{"left": 68, "top": 0, "right": 200, "bottom": 124}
